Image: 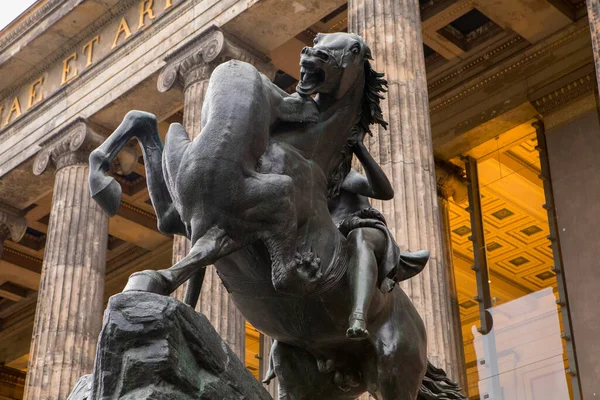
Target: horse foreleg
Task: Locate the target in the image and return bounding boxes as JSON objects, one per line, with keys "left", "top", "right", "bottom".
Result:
{"left": 124, "top": 226, "right": 239, "bottom": 295}
{"left": 88, "top": 110, "right": 186, "bottom": 235}
{"left": 183, "top": 268, "right": 206, "bottom": 308}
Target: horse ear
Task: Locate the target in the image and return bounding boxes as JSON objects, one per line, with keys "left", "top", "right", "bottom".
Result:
{"left": 364, "top": 44, "right": 373, "bottom": 60}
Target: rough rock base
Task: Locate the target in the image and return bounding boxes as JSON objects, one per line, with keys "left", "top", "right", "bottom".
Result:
{"left": 68, "top": 292, "right": 272, "bottom": 400}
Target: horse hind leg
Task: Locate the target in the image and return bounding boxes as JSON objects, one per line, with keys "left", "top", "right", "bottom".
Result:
{"left": 89, "top": 110, "right": 186, "bottom": 236}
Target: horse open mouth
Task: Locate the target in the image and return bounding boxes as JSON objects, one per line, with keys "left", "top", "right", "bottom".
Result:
{"left": 297, "top": 67, "right": 326, "bottom": 95}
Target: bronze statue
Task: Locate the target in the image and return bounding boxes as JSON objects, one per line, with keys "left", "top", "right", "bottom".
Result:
{"left": 88, "top": 32, "right": 465, "bottom": 400}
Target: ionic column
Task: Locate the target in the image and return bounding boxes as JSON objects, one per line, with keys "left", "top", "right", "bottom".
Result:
{"left": 157, "top": 26, "right": 274, "bottom": 361}
{"left": 435, "top": 161, "right": 469, "bottom": 389}
{"left": 348, "top": 0, "right": 460, "bottom": 374}
{"left": 24, "top": 121, "right": 108, "bottom": 400}
{"left": 0, "top": 209, "right": 27, "bottom": 258}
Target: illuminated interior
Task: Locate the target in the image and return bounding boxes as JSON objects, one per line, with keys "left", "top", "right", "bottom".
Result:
{"left": 448, "top": 122, "right": 573, "bottom": 399}
{"left": 245, "top": 321, "right": 261, "bottom": 380}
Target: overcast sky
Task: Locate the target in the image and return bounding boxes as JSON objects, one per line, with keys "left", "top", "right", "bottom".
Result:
{"left": 0, "top": 0, "right": 38, "bottom": 31}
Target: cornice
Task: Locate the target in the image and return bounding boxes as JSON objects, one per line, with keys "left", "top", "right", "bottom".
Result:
{"left": 429, "top": 21, "right": 590, "bottom": 114}
{"left": 532, "top": 72, "right": 596, "bottom": 115}
{"left": 428, "top": 35, "right": 524, "bottom": 94}
{"left": 0, "top": 366, "right": 26, "bottom": 386}
{"left": 0, "top": 0, "right": 65, "bottom": 52}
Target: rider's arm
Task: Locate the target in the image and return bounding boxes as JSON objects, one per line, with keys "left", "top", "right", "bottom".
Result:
{"left": 342, "top": 141, "right": 394, "bottom": 200}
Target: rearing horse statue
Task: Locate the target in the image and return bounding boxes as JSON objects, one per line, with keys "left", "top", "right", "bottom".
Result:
{"left": 88, "top": 32, "right": 465, "bottom": 400}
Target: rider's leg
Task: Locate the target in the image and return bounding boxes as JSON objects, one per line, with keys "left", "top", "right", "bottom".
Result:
{"left": 346, "top": 227, "right": 386, "bottom": 340}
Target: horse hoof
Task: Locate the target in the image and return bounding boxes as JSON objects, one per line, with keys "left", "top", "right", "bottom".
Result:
{"left": 346, "top": 326, "right": 370, "bottom": 341}
{"left": 90, "top": 178, "right": 122, "bottom": 216}
{"left": 123, "top": 270, "right": 171, "bottom": 295}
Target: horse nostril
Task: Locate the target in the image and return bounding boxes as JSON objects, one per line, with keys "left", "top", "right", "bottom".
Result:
{"left": 301, "top": 47, "right": 309, "bottom": 55}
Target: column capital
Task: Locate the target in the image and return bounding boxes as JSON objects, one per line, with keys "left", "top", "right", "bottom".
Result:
{"left": 0, "top": 209, "right": 27, "bottom": 242}
{"left": 435, "top": 159, "right": 468, "bottom": 203}
{"left": 33, "top": 119, "right": 105, "bottom": 175}
{"left": 157, "top": 25, "right": 275, "bottom": 93}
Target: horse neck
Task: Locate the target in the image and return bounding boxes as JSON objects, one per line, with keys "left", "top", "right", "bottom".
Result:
{"left": 313, "top": 78, "right": 365, "bottom": 167}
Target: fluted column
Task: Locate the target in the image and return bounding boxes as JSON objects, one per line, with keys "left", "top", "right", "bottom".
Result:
{"left": 24, "top": 121, "right": 108, "bottom": 400}
{"left": 587, "top": 1, "right": 600, "bottom": 94}
{"left": 348, "top": 0, "right": 460, "bottom": 374}
{"left": 435, "top": 161, "right": 469, "bottom": 389}
{"left": 158, "top": 26, "right": 274, "bottom": 360}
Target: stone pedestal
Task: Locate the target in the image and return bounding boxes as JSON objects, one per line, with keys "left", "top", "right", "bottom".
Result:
{"left": 158, "top": 27, "right": 274, "bottom": 362}
{"left": 68, "top": 292, "right": 272, "bottom": 400}
{"left": 348, "top": 0, "right": 460, "bottom": 375}
{"left": 24, "top": 122, "right": 108, "bottom": 400}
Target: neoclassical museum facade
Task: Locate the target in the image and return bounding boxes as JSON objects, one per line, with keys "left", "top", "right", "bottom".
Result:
{"left": 0, "top": 0, "right": 599, "bottom": 399}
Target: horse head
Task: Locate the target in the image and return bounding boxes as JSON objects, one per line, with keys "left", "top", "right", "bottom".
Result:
{"left": 297, "top": 33, "right": 389, "bottom": 198}
{"left": 297, "top": 32, "right": 372, "bottom": 100}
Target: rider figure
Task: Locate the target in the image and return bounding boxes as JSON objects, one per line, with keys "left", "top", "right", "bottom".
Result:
{"left": 328, "top": 133, "right": 429, "bottom": 340}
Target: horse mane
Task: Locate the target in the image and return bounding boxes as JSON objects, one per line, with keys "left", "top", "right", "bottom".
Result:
{"left": 327, "top": 58, "right": 389, "bottom": 199}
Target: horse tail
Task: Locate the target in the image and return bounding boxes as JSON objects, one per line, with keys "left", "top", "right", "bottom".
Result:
{"left": 89, "top": 110, "right": 186, "bottom": 235}
{"left": 417, "top": 360, "right": 466, "bottom": 400}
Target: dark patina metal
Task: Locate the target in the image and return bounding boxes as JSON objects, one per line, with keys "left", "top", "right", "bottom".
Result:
{"left": 88, "top": 32, "right": 465, "bottom": 400}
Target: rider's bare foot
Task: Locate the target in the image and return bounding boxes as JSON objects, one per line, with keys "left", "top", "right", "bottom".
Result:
{"left": 346, "top": 313, "right": 369, "bottom": 340}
